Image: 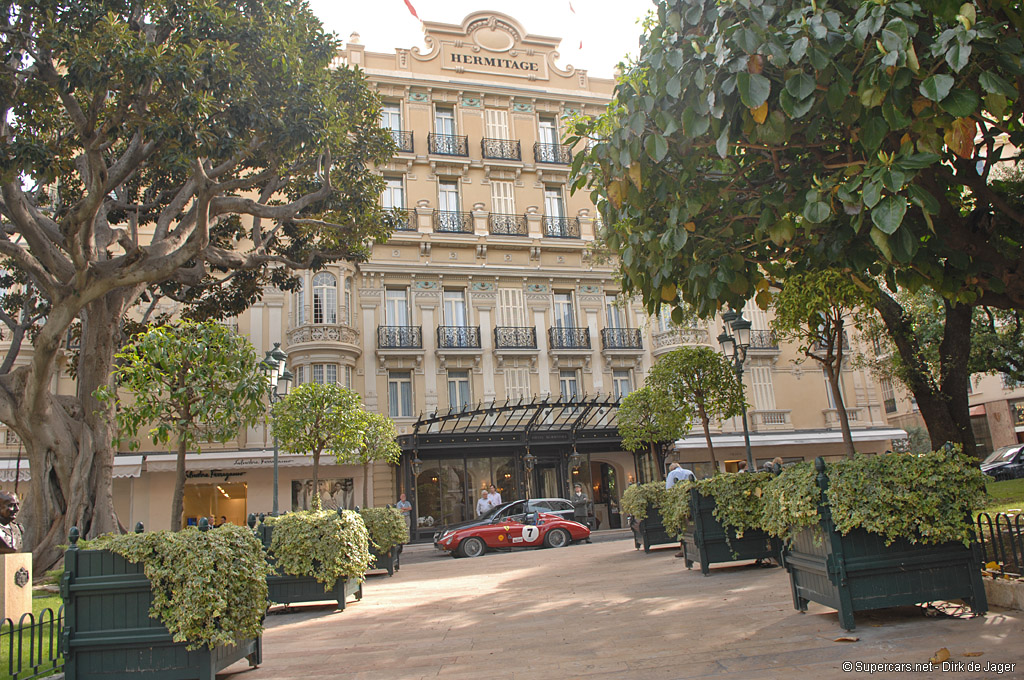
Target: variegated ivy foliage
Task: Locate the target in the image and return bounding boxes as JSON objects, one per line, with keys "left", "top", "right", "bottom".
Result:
{"left": 620, "top": 481, "right": 667, "bottom": 521}
{"left": 264, "top": 509, "right": 371, "bottom": 587}
{"left": 359, "top": 506, "right": 409, "bottom": 553}
{"left": 85, "top": 525, "right": 271, "bottom": 650}
{"left": 761, "top": 450, "right": 987, "bottom": 546}
{"left": 696, "top": 472, "right": 773, "bottom": 538}
{"left": 659, "top": 481, "right": 694, "bottom": 539}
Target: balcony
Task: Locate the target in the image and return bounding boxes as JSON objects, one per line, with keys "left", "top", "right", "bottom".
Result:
{"left": 651, "top": 326, "right": 711, "bottom": 356}
{"left": 433, "top": 210, "right": 473, "bottom": 233}
{"left": 749, "top": 409, "right": 792, "bottom": 431}
{"left": 748, "top": 329, "right": 779, "bottom": 350}
{"left": 377, "top": 326, "right": 422, "bottom": 349}
{"left": 542, "top": 216, "right": 580, "bottom": 239}
{"left": 601, "top": 328, "right": 643, "bottom": 350}
{"left": 884, "top": 398, "right": 897, "bottom": 414}
{"left": 823, "top": 408, "right": 865, "bottom": 429}
{"left": 428, "top": 133, "right": 469, "bottom": 157}
{"left": 288, "top": 323, "right": 361, "bottom": 362}
{"left": 437, "top": 326, "right": 482, "bottom": 349}
{"left": 393, "top": 208, "right": 417, "bottom": 231}
{"left": 494, "top": 326, "right": 537, "bottom": 349}
{"left": 390, "top": 130, "right": 414, "bottom": 153}
{"left": 549, "top": 327, "right": 591, "bottom": 350}
{"left": 534, "top": 142, "right": 572, "bottom": 164}
{"left": 481, "top": 138, "right": 522, "bottom": 161}
{"left": 489, "top": 213, "right": 528, "bottom": 236}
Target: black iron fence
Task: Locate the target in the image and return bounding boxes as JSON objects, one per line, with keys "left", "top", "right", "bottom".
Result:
{"left": 977, "top": 512, "right": 1024, "bottom": 576}
{"left": 433, "top": 210, "right": 473, "bottom": 233}
{"left": 749, "top": 329, "right": 779, "bottom": 349}
{"left": 390, "top": 130, "right": 414, "bottom": 153}
{"left": 0, "top": 606, "right": 64, "bottom": 680}
{"left": 542, "top": 216, "right": 580, "bottom": 238}
{"left": 494, "top": 326, "right": 537, "bottom": 349}
{"left": 489, "top": 213, "right": 528, "bottom": 236}
{"left": 481, "top": 138, "right": 521, "bottom": 161}
{"left": 427, "top": 133, "right": 469, "bottom": 156}
{"left": 437, "top": 326, "right": 481, "bottom": 349}
{"left": 549, "top": 327, "right": 590, "bottom": 349}
{"left": 534, "top": 142, "right": 572, "bottom": 164}
{"left": 377, "top": 326, "right": 423, "bottom": 349}
{"left": 601, "top": 328, "right": 642, "bottom": 350}
{"left": 393, "top": 208, "right": 417, "bottom": 231}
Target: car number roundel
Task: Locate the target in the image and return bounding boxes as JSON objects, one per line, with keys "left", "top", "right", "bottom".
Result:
{"left": 522, "top": 525, "right": 541, "bottom": 543}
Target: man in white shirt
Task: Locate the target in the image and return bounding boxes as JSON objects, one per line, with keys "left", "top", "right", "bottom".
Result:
{"left": 476, "top": 489, "right": 492, "bottom": 517}
{"left": 665, "top": 462, "right": 696, "bottom": 489}
{"left": 487, "top": 484, "right": 502, "bottom": 508}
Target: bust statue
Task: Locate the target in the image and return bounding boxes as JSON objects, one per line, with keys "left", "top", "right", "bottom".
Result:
{"left": 0, "top": 492, "right": 24, "bottom": 554}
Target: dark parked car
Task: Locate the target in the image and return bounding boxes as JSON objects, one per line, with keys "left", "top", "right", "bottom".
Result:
{"left": 433, "top": 498, "right": 575, "bottom": 546}
{"left": 980, "top": 444, "right": 1024, "bottom": 481}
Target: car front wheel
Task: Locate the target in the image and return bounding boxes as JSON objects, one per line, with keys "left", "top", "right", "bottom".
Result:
{"left": 544, "top": 528, "right": 570, "bottom": 548}
{"left": 457, "top": 536, "right": 486, "bottom": 558}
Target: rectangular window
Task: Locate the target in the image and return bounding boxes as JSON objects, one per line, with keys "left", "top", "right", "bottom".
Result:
{"left": 343, "top": 365, "right": 353, "bottom": 389}
{"left": 388, "top": 371, "right": 413, "bottom": 418}
{"left": 881, "top": 377, "right": 897, "bottom": 413}
{"left": 381, "top": 102, "right": 402, "bottom": 131}
{"left": 490, "top": 180, "right": 516, "bottom": 215}
{"left": 612, "top": 370, "right": 633, "bottom": 400}
{"left": 553, "top": 292, "right": 575, "bottom": 328}
{"left": 742, "top": 302, "right": 770, "bottom": 330}
{"left": 438, "top": 180, "right": 460, "bottom": 212}
{"left": 499, "top": 287, "right": 526, "bottom": 327}
{"left": 505, "top": 367, "right": 530, "bottom": 401}
{"left": 448, "top": 370, "right": 471, "bottom": 412}
{"left": 485, "top": 109, "right": 510, "bottom": 140}
{"left": 383, "top": 177, "right": 405, "bottom": 209}
{"left": 822, "top": 369, "right": 845, "bottom": 410}
{"left": 385, "top": 288, "right": 410, "bottom": 326}
{"left": 559, "top": 369, "right": 579, "bottom": 401}
{"left": 605, "top": 294, "right": 626, "bottom": 329}
{"left": 294, "top": 365, "right": 306, "bottom": 385}
{"left": 538, "top": 116, "right": 558, "bottom": 145}
{"left": 312, "top": 364, "right": 324, "bottom": 385}
{"left": 296, "top": 282, "right": 306, "bottom": 326}
{"left": 749, "top": 365, "right": 776, "bottom": 411}
{"left": 443, "top": 289, "right": 468, "bottom": 327}
{"left": 544, "top": 186, "right": 565, "bottom": 218}
{"left": 325, "top": 364, "right": 337, "bottom": 385}
{"left": 435, "top": 107, "right": 456, "bottom": 136}
{"left": 344, "top": 278, "right": 352, "bottom": 326}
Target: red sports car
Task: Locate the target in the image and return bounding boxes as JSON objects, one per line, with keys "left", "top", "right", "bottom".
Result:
{"left": 435, "top": 511, "right": 591, "bottom": 557}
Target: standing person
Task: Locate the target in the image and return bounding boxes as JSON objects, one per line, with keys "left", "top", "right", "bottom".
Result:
{"left": 487, "top": 483, "right": 502, "bottom": 507}
{"left": 665, "top": 462, "right": 696, "bottom": 489}
{"left": 570, "top": 483, "right": 593, "bottom": 542}
{"left": 396, "top": 493, "right": 413, "bottom": 537}
{"left": 736, "top": 461, "right": 749, "bottom": 474}
{"left": 476, "top": 488, "right": 492, "bottom": 517}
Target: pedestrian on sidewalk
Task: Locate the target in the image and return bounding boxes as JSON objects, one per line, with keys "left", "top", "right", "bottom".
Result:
{"left": 571, "top": 483, "right": 593, "bottom": 542}
{"left": 665, "top": 462, "right": 696, "bottom": 489}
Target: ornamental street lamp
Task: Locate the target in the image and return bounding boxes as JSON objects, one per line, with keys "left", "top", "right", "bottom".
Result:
{"left": 260, "top": 342, "right": 292, "bottom": 516}
{"left": 567, "top": 445, "right": 584, "bottom": 493}
{"left": 523, "top": 449, "right": 537, "bottom": 500}
{"left": 718, "top": 310, "right": 755, "bottom": 474}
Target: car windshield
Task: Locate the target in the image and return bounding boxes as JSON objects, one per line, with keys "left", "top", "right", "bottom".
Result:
{"left": 982, "top": 446, "right": 1021, "bottom": 465}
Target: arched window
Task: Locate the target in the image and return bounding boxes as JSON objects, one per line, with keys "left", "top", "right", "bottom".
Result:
{"left": 312, "top": 272, "right": 337, "bottom": 324}
{"left": 296, "top": 280, "right": 306, "bottom": 326}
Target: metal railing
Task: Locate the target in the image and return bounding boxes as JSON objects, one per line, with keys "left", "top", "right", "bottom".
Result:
{"left": 494, "top": 326, "right": 537, "bottom": 349}
{"left": 427, "top": 133, "right": 469, "bottom": 157}
{"left": 601, "top": 328, "right": 643, "bottom": 350}
{"left": 749, "top": 329, "right": 779, "bottom": 349}
{"left": 542, "top": 216, "right": 580, "bottom": 238}
{"left": 977, "top": 512, "right": 1024, "bottom": 577}
{"left": 433, "top": 210, "right": 473, "bottom": 233}
{"left": 437, "top": 326, "right": 481, "bottom": 349}
{"left": 481, "top": 138, "right": 521, "bottom": 161}
{"left": 549, "top": 327, "right": 590, "bottom": 349}
{"left": 390, "top": 130, "right": 414, "bottom": 153}
{"left": 884, "top": 398, "right": 897, "bottom": 414}
{"left": 392, "top": 208, "right": 417, "bottom": 231}
{"left": 0, "top": 606, "right": 64, "bottom": 679}
{"left": 489, "top": 213, "right": 528, "bottom": 236}
{"left": 534, "top": 142, "right": 572, "bottom": 164}
{"left": 377, "top": 326, "right": 423, "bottom": 349}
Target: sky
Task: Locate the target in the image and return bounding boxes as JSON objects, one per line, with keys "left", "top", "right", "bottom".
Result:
{"left": 305, "top": 0, "right": 656, "bottom": 80}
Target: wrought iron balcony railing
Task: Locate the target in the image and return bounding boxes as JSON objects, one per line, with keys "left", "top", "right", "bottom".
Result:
{"left": 433, "top": 210, "right": 473, "bottom": 233}
{"left": 392, "top": 208, "right": 417, "bottom": 231}
{"left": 549, "top": 326, "right": 591, "bottom": 350}
{"left": 494, "top": 326, "right": 537, "bottom": 349}
{"left": 542, "top": 216, "right": 580, "bottom": 239}
{"left": 428, "top": 133, "right": 469, "bottom": 157}
{"left": 437, "top": 326, "right": 482, "bottom": 349}
{"left": 749, "top": 329, "right": 779, "bottom": 349}
{"left": 489, "top": 213, "right": 528, "bottom": 236}
{"left": 481, "top": 138, "right": 522, "bottom": 161}
{"left": 534, "top": 142, "right": 572, "bottom": 164}
{"left": 377, "top": 325, "right": 422, "bottom": 349}
{"left": 390, "top": 130, "right": 414, "bottom": 153}
{"left": 884, "top": 398, "right": 897, "bottom": 414}
{"left": 601, "top": 328, "right": 643, "bottom": 350}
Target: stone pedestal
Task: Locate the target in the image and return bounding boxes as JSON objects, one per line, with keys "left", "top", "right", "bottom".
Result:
{"left": 0, "top": 553, "right": 32, "bottom": 622}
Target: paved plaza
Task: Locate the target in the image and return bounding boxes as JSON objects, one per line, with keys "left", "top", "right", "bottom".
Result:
{"left": 222, "top": 532, "right": 1024, "bottom": 679}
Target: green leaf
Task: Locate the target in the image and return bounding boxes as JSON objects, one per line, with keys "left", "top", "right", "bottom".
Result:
{"left": 785, "top": 73, "right": 816, "bottom": 100}
{"left": 645, "top": 133, "right": 669, "bottom": 162}
{"left": 979, "top": 71, "right": 1017, "bottom": 98}
{"left": 862, "top": 180, "right": 882, "bottom": 209}
{"left": 919, "top": 74, "right": 954, "bottom": 101}
{"left": 939, "top": 88, "right": 979, "bottom": 117}
{"left": 826, "top": 81, "right": 848, "bottom": 111}
{"left": 944, "top": 41, "right": 971, "bottom": 73}
{"left": 803, "top": 201, "right": 831, "bottom": 223}
{"left": 791, "top": 36, "right": 809, "bottom": 62}
{"left": 737, "top": 72, "right": 771, "bottom": 109}
{"left": 860, "top": 117, "right": 889, "bottom": 152}
{"left": 716, "top": 127, "right": 729, "bottom": 158}
{"left": 871, "top": 195, "right": 908, "bottom": 234}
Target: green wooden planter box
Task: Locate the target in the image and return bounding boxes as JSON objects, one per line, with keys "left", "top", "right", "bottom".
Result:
{"left": 681, "top": 486, "right": 776, "bottom": 575}
{"left": 629, "top": 504, "right": 677, "bottom": 553}
{"left": 60, "top": 533, "right": 261, "bottom": 680}
{"left": 258, "top": 523, "right": 363, "bottom": 610}
{"left": 368, "top": 545, "right": 401, "bottom": 577}
{"left": 781, "top": 458, "right": 988, "bottom": 631}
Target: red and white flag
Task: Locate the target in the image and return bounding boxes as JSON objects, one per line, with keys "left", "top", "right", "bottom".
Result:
{"left": 403, "top": 0, "right": 420, "bottom": 21}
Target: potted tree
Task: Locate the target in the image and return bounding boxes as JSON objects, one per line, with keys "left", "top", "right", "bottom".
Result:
{"left": 620, "top": 482, "right": 676, "bottom": 553}
{"left": 256, "top": 507, "right": 371, "bottom": 610}
{"left": 763, "top": 452, "right": 988, "bottom": 630}
{"left": 360, "top": 507, "right": 409, "bottom": 576}
{"left": 61, "top": 523, "right": 267, "bottom": 679}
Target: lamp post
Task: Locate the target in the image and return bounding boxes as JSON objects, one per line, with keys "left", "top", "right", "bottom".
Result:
{"left": 523, "top": 449, "right": 536, "bottom": 500}
{"left": 260, "top": 342, "right": 292, "bottom": 516}
{"left": 718, "top": 310, "right": 754, "bottom": 474}
{"left": 567, "top": 444, "right": 583, "bottom": 494}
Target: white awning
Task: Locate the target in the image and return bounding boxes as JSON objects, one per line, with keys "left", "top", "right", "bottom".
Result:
{"left": 0, "top": 455, "right": 144, "bottom": 482}
{"left": 143, "top": 450, "right": 315, "bottom": 473}
{"left": 672, "top": 428, "right": 909, "bottom": 449}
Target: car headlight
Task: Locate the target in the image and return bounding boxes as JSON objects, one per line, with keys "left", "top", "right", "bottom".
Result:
{"left": 441, "top": 530, "right": 454, "bottom": 542}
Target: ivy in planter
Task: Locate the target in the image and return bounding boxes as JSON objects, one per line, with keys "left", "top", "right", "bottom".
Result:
{"left": 263, "top": 509, "right": 371, "bottom": 586}
{"left": 85, "top": 524, "right": 271, "bottom": 650}
{"left": 761, "top": 462, "right": 819, "bottom": 545}
{"left": 620, "top": 481, "right": 666, "bottom": 521}
{"left": 659, "top": 482, "right": 693, "bottom": 539}
{"left": 696, "top": 471, "right": 772, "bottom": 539}
{"left": 359, "top": 507, "right": 409, "bottom": 553}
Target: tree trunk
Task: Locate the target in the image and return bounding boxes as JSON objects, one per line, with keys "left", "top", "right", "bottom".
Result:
{"left": 312, "top": 449, "right": 321, "bottom": 510}
{"left": 826, "top": 367, "right": 856, "bottom": 459}
{"left": 874, "top": 292, "right": 976, "bottom": 457}
{"left": 363, "top": 462, "right": 371, "bottom": 509}
{"left": 697, "top": 407, "right": 718, "bottom": 473}
{"left": 170, "top": 438, "right": 187, "bottom": 531}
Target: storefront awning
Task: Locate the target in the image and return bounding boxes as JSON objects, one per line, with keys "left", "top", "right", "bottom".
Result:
{"left": 0, "top": 455, "right": 144, "bottom": 482}
{"left": 969, "top": 404, "right": 986, "bottom": 417}
{"left": 671, "top": 427, "right": 908, "bottom": 449}
{"left": 143, "top": 450, "right": 315, "bottom": 473}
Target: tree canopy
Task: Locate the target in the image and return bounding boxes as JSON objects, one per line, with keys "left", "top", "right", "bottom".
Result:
{"left": 347, "top": 411, "right": 401, "bottom": 508}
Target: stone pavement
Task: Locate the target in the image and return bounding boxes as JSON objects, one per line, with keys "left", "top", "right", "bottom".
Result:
{"left": 221, "top": 533, "right": 1024, "bottom": 679}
